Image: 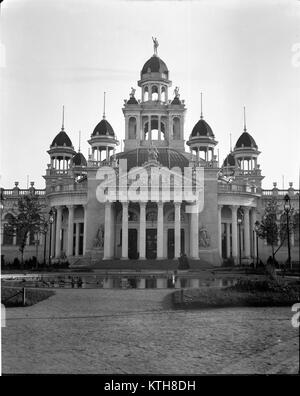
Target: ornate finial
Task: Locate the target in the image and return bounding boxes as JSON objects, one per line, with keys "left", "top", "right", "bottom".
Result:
{"left": 200, "top": 92, "right": 203, "bottom": 119}
{"left": 103, "top": 92, "right": 106, "bottom": 119}
{"left": 130, "top": 87, "right": 136, "bottom": 97}
{"left": 243, "top": 106, "right": 247, "bottom": 132}
{"left": 78, "top": 130, "right": 81, "bottom": 152}
{"left": 62, "top": 105, "right": 65, "bottom": 130}
{"left": 152, "top": 36, "right": 159, "bottom": 56}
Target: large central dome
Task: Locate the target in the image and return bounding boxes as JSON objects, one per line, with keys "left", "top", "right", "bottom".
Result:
{"left": 116, "top": 147, "right": 188, "bottom": 171}
{"left": 141, "top": 56, "right": 169, "bottom": 79}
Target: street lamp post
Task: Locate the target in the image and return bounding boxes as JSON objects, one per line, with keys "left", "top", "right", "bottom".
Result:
{"left": 254, "top": 221, "right": 260, "bottom": 269}
{"left": 284, "top": 194, "right": 292, "bottom": 270}
{"left": 48, "top": 209, "right": 54, "bottom": 266}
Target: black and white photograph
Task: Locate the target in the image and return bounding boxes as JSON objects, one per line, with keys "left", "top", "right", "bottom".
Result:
{"left": 0, "top": 0, "right": 299, "bottom": 378}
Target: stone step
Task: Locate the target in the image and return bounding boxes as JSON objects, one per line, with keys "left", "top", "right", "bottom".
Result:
{"left": 70, "top": 257, "right": 215, "bottom": 271}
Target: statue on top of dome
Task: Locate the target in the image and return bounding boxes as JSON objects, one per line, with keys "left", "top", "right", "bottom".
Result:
{"left": 152, "top": 37, "right": 159, "bottom": 56}
{"left": 174, "top": 86, "right": 180, "bottom": 98}
{"left": 130, "top": 87, "right": 136, "bottom": 97}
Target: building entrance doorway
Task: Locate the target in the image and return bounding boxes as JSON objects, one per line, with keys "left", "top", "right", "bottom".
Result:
{"left": 168, "top": 229, "right": 185, "bottom": 259}
{"left": 128, "top": 229, "right": 138, "bottom": 259}
{"left": 146, "top": 229, "right": 157, "bottom": 259}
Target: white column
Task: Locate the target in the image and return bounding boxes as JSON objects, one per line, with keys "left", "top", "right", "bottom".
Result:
{"left": 139, "top": 202, "right": 146, "bottom": 259}
{"left": 243, "top": 207, "right": 251, "bottom": 258}
{"left": 157, "top": 202, "right": 164, "bottom": 259}
{"left": 75, "top": 223, "right": 80, "bottom": 256}
{"left": 158, "top": 115, "right": 161, "bottom": 140}
{"left": 67, "top": 205, "right": 74, "bottom": 256}
{"left": 231, "top": 206, "right": 238, "bottom": 263}
{"left": 174, "top": 203, "right": 181, "bottom": 258}
{"left": 189, "top": 204, "right": 199, "bottom": 259}
{"left": 103, "top": 202, "right": 112, "bottom": 259}
{"left": 121, "top": 202, "right": 128, "bottom": 259}
{"left": 148, "top": 115, "right": 151, "bottom": 141}
{"left": 51, "top": 220, "right": 55, "bottom": 258}
{"left": 83, "top": 204, "right": 87, "bottom": 255}
{"left": 218, "top": 205, "right": 223, "bottom": 257}
{"left": 226, "top": 222, "right": 231, "bottom": 258}
{"left": 55, "top": 206, "right": 62, "bottom": 258}
{"left": 251, "top": 208, "right": 257, "bottom": 260}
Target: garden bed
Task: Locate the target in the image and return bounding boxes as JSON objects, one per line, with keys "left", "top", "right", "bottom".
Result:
{"left": 172, "top": 278, "right": 300, "bottom": 309}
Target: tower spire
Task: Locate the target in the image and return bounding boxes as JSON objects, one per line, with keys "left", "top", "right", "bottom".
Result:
{"left": 103, "top": 92, "right": 106, "bottom": 119}
{"left": 243, "top": 106, "right": 247, "bottom": 132}
{"left": 62, "top": 105, "right": 65, "bottom": 131}
{"left": 200, "top": 92, "right": 203, "bottom": 119}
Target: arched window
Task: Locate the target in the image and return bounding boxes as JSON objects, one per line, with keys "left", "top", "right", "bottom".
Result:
{"left": 144, "top": 86, "right": 149, "bottom": 101}
{"left": 173, "top": 117, "right": 181, "bottom": 140}
{"left": 161, "top": 86, "right": 166, "bottom": 102}
{"left": 151, "top": 86, "right": 158, "bottom": 101}
{"left": 128, "top": 117, "right": 137, "bottom": 139}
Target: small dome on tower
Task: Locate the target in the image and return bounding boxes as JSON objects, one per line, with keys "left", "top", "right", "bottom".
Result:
{"left": 234, "top": 132, "right": 257, "bottom": 149}
{"left": 72, "top": 152, "right": 87, "bottom": 167}
{"left": 190, "top": 119, "right": 214, "bottom": 138}
{"left": 51, "top": 130, "right": 73, "bottom": 148}
{"left": 127, "top": 96, "right": 138, "bottom": 105}
{"left": 141, "top": 56, "right": 169, "bottom": 78}
{"left": 92, "top": 119, "right": 115, "bottom": 137}
{"left": 222, "top": 153, "right": 236, "bottom": 167}
{"left": 171, "top": 97, "right": 181, "bottom": 105}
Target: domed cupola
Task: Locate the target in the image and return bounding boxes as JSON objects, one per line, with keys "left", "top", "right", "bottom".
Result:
{"left": 92, "top": 119, "right": 115, "bottom": 137}
{"left": 220, "top": 152, "right": 236, "bottom": 177}
{"left": 190, "top": 118, "right": 215, "bottom": 138}
{"left": 141, "top": 56, "right": 169, "bottom": 80}
{"left": 51, "top": 130, "right": 73, "bottom": 148}
{"left": 88, "top": 93, "right": 119, "bottom": 163}
{"left": 233, "top": 107, "right": 260, "bottom": 172}
{"left": 186, "top": 94, "right": 218, "bottom": 163}
{"left": 48, "top": 106, "right": 76, "bottom": 171}
{"left": 138, "top": 38, "right": 171, "bottom": 103}
{"left": 72, "top": 151, "right": 87, "bottom": 167}
{"left": 222, "top": 153, "right": 236, "bottom": 167}
{"left": 234, "top": 131, "right": 257, "bottom": 149}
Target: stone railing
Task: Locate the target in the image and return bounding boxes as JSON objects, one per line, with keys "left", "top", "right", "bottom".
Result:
{"left": 87, "top": 160, "right": 117, "bottom": 168}
{"left": 2, "top": 188, "right": 46, "bottom": 197}
{"left": 218, "top": 183, "right": 257, "bottom": 194}
{"left": 48, "top": 183, "right": 87, "bottom": 193}
{"left": 262, "top": 189, "right": 299, "bottom": 197}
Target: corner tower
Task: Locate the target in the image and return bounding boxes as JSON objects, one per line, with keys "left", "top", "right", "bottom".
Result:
{"left": 123, "top": 38, "right": 186, "bottom": 152}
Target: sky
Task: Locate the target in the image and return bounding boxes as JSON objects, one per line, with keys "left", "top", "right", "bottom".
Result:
{"left": 0, "top": 0, "right": 299, "bottom": 189}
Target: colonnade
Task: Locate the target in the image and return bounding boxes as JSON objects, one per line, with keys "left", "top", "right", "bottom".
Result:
{"left": 52, "top": 204, "right": 86, "bottom": 259}
{"left": 217, "top": 204, "right": 257, "bottom": 263}
{"left": 103, "top": 201, "right": 199, "bottom": 260}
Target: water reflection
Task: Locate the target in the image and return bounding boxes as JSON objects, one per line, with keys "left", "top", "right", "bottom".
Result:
{"left": 2, "top": 275, "right": 237, "bottom": 290}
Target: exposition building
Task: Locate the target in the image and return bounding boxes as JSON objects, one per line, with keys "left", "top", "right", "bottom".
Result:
{"left": 1, "top": 43, "right": 299, "bottom": 268}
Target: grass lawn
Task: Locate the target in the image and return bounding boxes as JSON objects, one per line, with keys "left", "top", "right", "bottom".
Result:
{"left": 1, "top": 287, "right": 55, "bottom": 308}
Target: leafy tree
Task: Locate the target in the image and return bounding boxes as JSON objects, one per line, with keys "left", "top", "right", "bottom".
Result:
{"left": 256, "top": 197, "right": 279, "bottom": 262}
{"left": 5, "top": 193, "right": 46, "bottom": 267}
{"left": 256, "top": 197, "right": 294, "bottom": 264}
